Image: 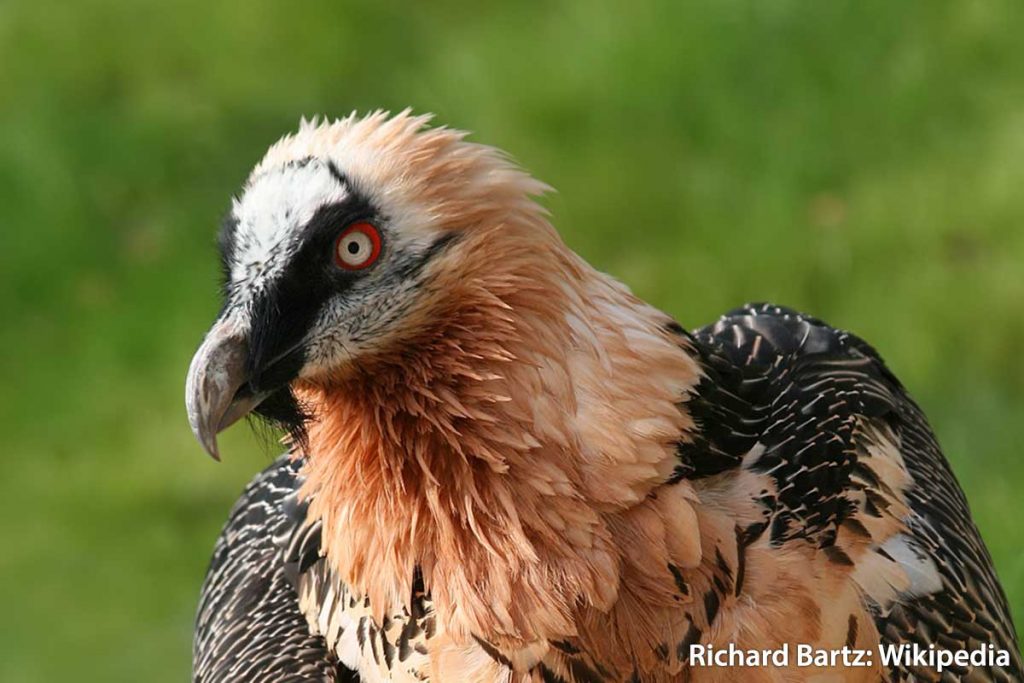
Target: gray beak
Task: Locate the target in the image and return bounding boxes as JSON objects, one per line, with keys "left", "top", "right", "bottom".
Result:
{"left": 185, "top": 320, "right": 269, "bottom": 460}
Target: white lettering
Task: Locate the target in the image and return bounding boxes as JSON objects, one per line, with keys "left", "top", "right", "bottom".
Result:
{"left": 690, "top": 641, "right": 1010, "bottom": 671}
{"left": 878, "top": 644, "right": 906, "bottom": 667}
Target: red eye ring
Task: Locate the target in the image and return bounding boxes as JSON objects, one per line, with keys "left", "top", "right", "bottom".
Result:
{"left": 333, "top": 222, "right": 382, "bottom": 271}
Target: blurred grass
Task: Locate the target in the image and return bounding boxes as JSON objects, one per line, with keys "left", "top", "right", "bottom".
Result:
{"left": 1, "top": 0, "right": 1022, "bottom": 680}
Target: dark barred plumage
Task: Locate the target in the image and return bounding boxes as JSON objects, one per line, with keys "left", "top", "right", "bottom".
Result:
{"left": 687, "top": 303, "right": 1021, "bottom": 681}
{"left": 193, "top": 456, "right": 357, "bottom": 683}
{"left": 194, "top": 303, "right": 1020, "bottom": 682}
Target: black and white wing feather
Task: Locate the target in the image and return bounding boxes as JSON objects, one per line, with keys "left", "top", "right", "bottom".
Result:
{"left": 192, "top": 455, "right": 358, "bottom": 683}
{"left": 688, "top": 303, "right": 1021, "bottom": 682}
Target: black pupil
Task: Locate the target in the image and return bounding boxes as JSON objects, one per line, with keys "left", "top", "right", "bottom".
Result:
{"left": 347, "top": 240, "right": 361, "bottom": 255}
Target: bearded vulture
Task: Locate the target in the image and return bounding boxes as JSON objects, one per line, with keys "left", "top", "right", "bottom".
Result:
{"left": 185, "top": 111, "right": 1021, "bottom": 682}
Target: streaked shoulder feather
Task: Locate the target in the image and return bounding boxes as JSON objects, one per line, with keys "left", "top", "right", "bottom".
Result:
{"left": 687, "top": 303, "right": 1021, "bottom": 681}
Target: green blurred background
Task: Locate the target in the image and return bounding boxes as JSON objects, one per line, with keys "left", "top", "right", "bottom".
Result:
{"left": 1, "top": 0, "right": 1022, "bottom": 680}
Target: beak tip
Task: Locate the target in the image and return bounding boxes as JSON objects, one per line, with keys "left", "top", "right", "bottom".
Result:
{"left": 188, "top": 415, "right": 223, "bottom": 461}
{"left": 200, "top": 434, "right": 222, "bottom": 462}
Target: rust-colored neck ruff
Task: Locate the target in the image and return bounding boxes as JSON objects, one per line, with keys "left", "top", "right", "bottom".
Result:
{"left": 295, "top": 225, "right": 702, "bottom": 651}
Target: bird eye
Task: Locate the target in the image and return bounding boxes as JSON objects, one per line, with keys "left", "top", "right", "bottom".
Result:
{"left": 333, "top": 222, "right": 382, "bottom": 270}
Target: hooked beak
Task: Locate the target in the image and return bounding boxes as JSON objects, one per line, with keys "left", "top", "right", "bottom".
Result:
{"left": 185, "top": 320, "right": 270, "bottom": 460}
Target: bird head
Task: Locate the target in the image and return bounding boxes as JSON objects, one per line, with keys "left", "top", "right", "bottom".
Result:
{"left": 185, "top": 111, "right": 553, "bottom": 459}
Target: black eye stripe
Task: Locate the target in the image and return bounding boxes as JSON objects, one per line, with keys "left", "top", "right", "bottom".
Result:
{"left": 224, "top": 162, "right": 463, "bottom": 430}
{"left": 241, "top": 190, "right": 379, "bottom": 385}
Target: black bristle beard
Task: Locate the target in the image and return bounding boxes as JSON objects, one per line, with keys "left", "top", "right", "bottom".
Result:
{"left": 250, "top": 386, "right": 313, "bottom": 455}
